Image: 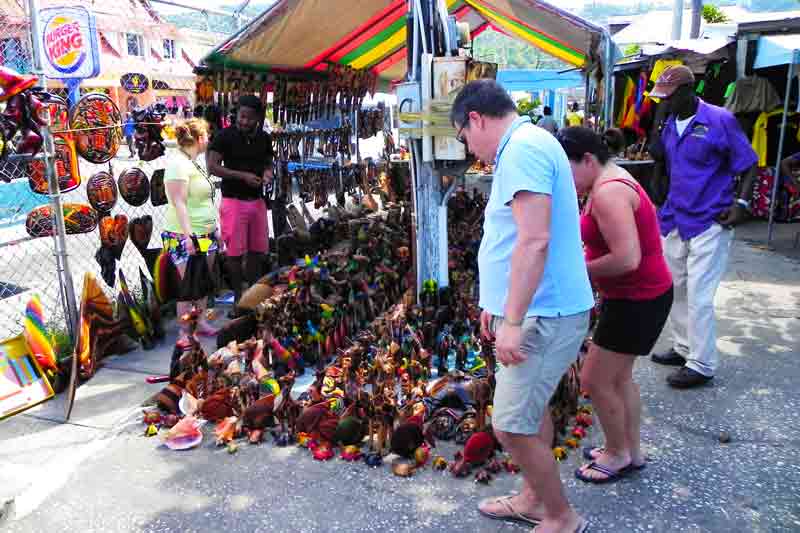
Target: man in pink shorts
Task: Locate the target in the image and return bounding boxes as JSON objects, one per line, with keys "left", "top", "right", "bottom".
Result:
{"left": 207, "top": 95, "right": 273, "bottom": 313}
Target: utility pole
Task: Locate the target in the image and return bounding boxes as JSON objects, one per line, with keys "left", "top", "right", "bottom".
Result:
{"left": 671, "top": 0, "right": 684, "bottom": 40}
{"left": 690, "top": 0, "right": 702, "bottom": 39}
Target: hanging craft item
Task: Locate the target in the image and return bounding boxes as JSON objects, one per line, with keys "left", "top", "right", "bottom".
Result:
{"left": 45, "top": 93, "right": 70, "bottom": 130}
{"left": 195, "top": 75, "right": 214, "bottom": 104}
{"left": 270, "top": 66, "right": 377, "bottom": 126}
{"left": 27, "top": 133, "right": 80, "bottom": 194}
{"left": 0, "top": 66, "right": 37, "bottom": 102}
{"left": 150, "top": 169, "right": 167, "bottom": 206}
{"left": 66, "top": 273, "right": 126, "bottom": 419}
{"left": 69, "top": 92, "right": 123, "bottom": 164}
{"left": 99, "top": 214, "right": 129, "bottom": 259}
{"left": 96, "top": 214, "right": 129, "bottom": 287}
{"left": 120, "top": 73, "right": 149, "bottom": 94}
{"left": 86, "top": 170, "right": 118, "bottom": 214}
{"left": 0, "top": 69, "right": 60, "bottom": 160}
{"left": 129, "top": 215, "right": 153, "bottom": 252}
{"left": 25, "top": 203, "right": 97, "bottom": 238}
{"left": 132, "top": 103, "right": 167, "bottom": 162}
{"left": 118, "top": 167, "right": 150, "bottom": 207}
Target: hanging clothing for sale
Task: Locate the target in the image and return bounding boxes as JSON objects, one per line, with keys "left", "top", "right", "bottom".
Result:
{"left": 696, "top": 60, "right": 736, "bottom": 107}
{"left": 751, "top": 110, "right": 800, "bottom": 167}
{"left": 646, "top": 59, "right": 683, "bottom": 96}
{"left": 725, "top": 76, "right": 781, "bottom": 115}
{"left": 617, "top": 76, "right": 636, "bottom": 127}
{"left": 751, "top": 167, "right": 800, "bottom": 222}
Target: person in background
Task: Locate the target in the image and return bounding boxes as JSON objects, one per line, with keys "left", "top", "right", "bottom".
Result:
{"left": 780, "top": 152, "right": 800, "bottom": 186}
{"left": 163, "top": 118, "right": 219, "bottom": 339}
{"left": 203, "top": 104, "right": 224, "bottom": 142}
{"left": 207, "top": 95, "right": 273, "bottom": 316}
{"left": 558, "top": 127, "right": 673, "bottom": 483}
{"left": 538, "top": 106, "right": 558, "bottom": 135}
{"left": 453, "top": 80, "right": 593, "bottom": 533}
{"left": 565, "top": 102, "right": 583, "bottom": 127}
{"left": 649, "top": 65, "right": 757, "bottom": 388}
{"left": 193, "top": 105, "right": 205, "bottom": 119}
{"left": 123, "top": 112, "right": 136, "bottom": 158}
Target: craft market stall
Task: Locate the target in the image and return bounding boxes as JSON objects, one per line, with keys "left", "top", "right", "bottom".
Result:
{"left": 748, "top": 34, "right": 800, "bottom": 242}
{"left": 125, "top": 0, "right": 609, "bottom": 478}
{"left": 610, "top": 39, "right": 737, "bottom": 204}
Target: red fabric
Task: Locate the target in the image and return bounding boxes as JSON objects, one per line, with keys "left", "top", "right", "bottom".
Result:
{"left": 581, "top": 178, "right": 672, "bottom": 300}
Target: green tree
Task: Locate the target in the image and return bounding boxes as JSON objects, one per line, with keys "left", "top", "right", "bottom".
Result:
{"left": 702, "top": 4, "right": 730, "bottom": 23}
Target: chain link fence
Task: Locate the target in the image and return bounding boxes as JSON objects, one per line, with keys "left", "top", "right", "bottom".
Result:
{"left": 0, "top": 2, "right": 200, "bottom": 342}
{"left": 0, "top": 6, "right": 67, "bottom": 339}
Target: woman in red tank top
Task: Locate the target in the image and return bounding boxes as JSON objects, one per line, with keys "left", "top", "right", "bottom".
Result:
{"left": 557, "top": 127, "right": 673, "bottom": 485}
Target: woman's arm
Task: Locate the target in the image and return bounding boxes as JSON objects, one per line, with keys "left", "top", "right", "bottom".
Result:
{"left": 586, "top": 183, "right": 642, "bottom": 278}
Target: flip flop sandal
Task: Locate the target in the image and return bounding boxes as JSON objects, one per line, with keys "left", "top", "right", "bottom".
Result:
{"left": 583, "top": 447, "right": 647, "bottom": 471}
{"left": 477, "top": 495, "right": 541, "bottom": 526}
{"left": 582, "top": 446, "right": 604, "bottom": 461}
{"left": 533, "top": 518, "right": 589, "bottom": 533}
{"left": 575, "top": 462, "right": 630, "bottom": 484}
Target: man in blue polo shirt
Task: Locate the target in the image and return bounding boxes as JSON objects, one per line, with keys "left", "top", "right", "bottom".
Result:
{"left": 452, "top": 80, "right": 593, "bottom": 533}
{"left": 650, "top": 66, "right": 757, "bottom": 389}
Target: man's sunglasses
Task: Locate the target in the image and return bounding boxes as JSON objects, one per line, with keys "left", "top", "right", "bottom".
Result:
{"left": 455, "top": 116, "right": 469, "bottom": 145}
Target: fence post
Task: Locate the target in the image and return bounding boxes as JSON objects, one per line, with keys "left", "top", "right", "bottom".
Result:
{"left": 27, "top": 0, "right": 80, "bottom": 337}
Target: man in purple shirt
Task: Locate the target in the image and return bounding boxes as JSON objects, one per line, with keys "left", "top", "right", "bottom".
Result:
{"left": 650, "top": 65, "right": 757, "bottom": 389}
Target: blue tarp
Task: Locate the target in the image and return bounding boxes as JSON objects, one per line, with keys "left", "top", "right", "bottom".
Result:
{"left": 495, "top": 70, "right": 584, "bottom": 92}
{"left": 754, "top": 34, "right": 800, "bottom": 70}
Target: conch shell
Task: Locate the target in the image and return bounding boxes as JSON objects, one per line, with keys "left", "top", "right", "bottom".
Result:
{"left": 163, "top": 416, "right": 203, "bottom": 450}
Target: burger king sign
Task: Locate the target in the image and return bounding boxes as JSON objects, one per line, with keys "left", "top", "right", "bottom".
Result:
{"left": 38, "top": 7, "right": 100, "bottom": 79}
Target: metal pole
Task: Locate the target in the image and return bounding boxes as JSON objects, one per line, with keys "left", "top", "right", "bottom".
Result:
{"left": 602, "top": 31, "right": 615, "bottom": 130}
{"left": 27, "top": 0, "right": 80, "bottom": 337}
{"left": 767, "top": 53, "right": 796, "bottom": 245}
{"left": 671, "top": 0, "right": 684, "bottom": 40}
{"left": 689, "top": 0, "right": 702, "bottom": 39}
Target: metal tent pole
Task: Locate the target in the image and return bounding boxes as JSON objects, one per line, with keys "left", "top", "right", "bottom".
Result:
{"left": 27, "top": 0, "right": 80, "bottom": 337}
{"left": 767, "top": 52, "right": 797, "bottom": 245}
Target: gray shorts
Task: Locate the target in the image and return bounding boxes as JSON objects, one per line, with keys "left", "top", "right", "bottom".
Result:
{"left": 490, "top": 311, "right": 589, "bottom": 435}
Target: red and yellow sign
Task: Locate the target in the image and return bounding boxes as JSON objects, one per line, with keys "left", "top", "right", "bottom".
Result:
{"left": 38, "top": 7, "right": 100, "bottom": 80}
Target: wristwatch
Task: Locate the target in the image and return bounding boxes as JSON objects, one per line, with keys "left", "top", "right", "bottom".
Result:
{"left": 735, "top": 198, "right": 750, "bottom": 210}
{"left": 504, "top": 317, "right": 524, "bottom": 327}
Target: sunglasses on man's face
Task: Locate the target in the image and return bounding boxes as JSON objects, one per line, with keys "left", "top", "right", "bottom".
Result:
{"left": 455, "top": 116, "right": 470, "bottom": 145}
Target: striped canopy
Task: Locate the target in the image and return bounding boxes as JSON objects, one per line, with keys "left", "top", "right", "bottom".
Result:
{"left": 202, "top": 0, "right": 606, "bottom": 81}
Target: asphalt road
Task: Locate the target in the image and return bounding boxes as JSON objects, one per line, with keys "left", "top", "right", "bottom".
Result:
{"left": 2, "top": 223, "right": 799, "bottom": 533}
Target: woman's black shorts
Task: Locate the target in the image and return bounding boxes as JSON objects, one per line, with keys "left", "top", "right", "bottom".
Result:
{"left": 592, "top": 286, "right": 674, "bottom": 355}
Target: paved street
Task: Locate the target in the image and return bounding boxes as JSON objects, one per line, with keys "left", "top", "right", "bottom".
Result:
{"left": 1, "top": 222, "right": 799, "bottom": 533}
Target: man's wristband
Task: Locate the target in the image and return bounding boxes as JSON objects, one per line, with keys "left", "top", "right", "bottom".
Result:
{"left": 504, "top": 317, "right": 524, "bottom": 327}
{"left": 735, "top": 198, "right": 750, "bottom": 210}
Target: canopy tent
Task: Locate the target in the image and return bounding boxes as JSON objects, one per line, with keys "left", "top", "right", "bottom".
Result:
{"left": 754, "top": 34, "right": 800, "bottom": 70}
{"left": 753, "top": 33, "right": 800, "bottom": 244}
{"left": 495, "top": 69, "right": 583, "bottom": 92}
{"left": 201, "top": 0, "right": 609, "bottom": 84}
{"left": 496, "top": 69, "right": 583, "bottom": 124}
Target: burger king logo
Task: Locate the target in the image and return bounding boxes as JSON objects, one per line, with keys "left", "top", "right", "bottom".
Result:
{"left": 44, "top": 15, "right": 86, "bottom": 74}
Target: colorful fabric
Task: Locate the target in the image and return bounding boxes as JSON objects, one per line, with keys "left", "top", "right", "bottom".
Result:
{"left": 750, "top": 110, "right": 800, "bottom": 168}
{"left": 161, "top": 230, "right": 219, "bottom": 266}
{"left": 751, "top": 167, "right": 800, "bottom": 222}
{"left": 616, "top": 76, "right": 636, "bottom": 127}
{"left": 647, "top": 59, "right": 683, "bottom": 96}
